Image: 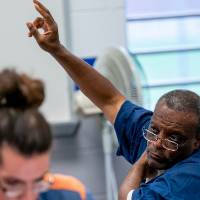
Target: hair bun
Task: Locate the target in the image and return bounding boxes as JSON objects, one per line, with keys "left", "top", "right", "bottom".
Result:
{"left": 0, "top": 69, "right": 45, "bottom": 109}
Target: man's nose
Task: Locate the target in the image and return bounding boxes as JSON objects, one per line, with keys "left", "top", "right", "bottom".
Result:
{"left": 153, "top": 137, "right": 163, "bottom": 149}
{"left": 150, "top": 131, "right": 165, "bottom": 149}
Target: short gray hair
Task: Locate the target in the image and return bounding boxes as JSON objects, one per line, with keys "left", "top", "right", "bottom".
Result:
{"left": 156, "top": 89, "right": 200, "bottom": 137}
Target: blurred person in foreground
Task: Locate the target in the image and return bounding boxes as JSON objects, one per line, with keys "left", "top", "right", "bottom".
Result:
{"left": 0, "top": 69, "right": 93, "bottom": 200}
{"left": 27, "top": 0, "right": 200, "bottom": 199}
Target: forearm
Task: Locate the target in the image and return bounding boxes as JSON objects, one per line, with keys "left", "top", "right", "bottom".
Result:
{"left": 51, "top": 45, "right": 125, "bottom": 122}
{"left": 119, "top": 164, "right": 145, "bottom": 200}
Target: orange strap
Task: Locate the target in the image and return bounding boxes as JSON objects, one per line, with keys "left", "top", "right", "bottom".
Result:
{"left": 49, "top": 173, "right": 86, "bottom": 200}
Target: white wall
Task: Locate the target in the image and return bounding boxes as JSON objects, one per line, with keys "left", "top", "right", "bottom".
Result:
{"left": 0, "top": 0, "right": 70, "bottom": 123}
{"left": 66, "top": 0, "right": 126, "bottom": 57}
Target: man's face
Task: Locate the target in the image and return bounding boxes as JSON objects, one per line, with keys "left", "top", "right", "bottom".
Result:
{"left": 146, "top": 102, "right": 200, "bottom": 170}
{"left": 0, "top": 145, "right": 50, "bottom": 200}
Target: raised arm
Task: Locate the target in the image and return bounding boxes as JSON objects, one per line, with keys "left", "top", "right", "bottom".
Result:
{"left": 26, "top": 0, "right": 125, "bottom": 123}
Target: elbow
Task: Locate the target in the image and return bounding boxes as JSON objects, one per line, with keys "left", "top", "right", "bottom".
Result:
{"left": 118, "top": 184, "right": 129, "bottom": 200}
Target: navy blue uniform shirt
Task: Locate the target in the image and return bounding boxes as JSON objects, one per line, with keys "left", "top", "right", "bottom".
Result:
{"left": 114, "top": 100, "right": 200, "bottom": 199}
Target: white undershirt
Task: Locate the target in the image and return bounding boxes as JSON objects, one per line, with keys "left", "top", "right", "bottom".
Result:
{"left": 127, "top": 190, "right": 134, "bottom": 200}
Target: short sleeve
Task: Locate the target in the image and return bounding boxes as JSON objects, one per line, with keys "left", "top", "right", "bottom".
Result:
{"left": 114, "top": 100, "right": 152, "bottom": 163}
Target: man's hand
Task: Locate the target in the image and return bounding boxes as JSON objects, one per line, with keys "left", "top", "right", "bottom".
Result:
{"left": 119, "top": 151, "right": 157, "bottom": 200}
{"left": 26, "top": 0, "right": 61, "bottom": 53}
{"left": 136, "top": 150, "right": 158, "bottom": 180}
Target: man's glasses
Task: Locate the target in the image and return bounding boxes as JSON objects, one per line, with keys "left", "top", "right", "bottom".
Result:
{"left": 143, "top": 128, "right": 186, "bottom": 151}
{"left": 0, "top": 173, "right": 54, "bottom": 199}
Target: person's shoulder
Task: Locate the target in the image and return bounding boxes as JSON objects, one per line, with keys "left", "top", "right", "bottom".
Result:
{"left": 39, "top": 189, "right": 83, "bottom": 200}
{"left": 132, "top": 157, "right": 200, "bottom": 200}
{"left": 51, "top": 174, "right": 86, "bottom": 199}
{"left": 154, "top": 150, "right": 200, "bottom": 183}
{"left": 40, "top": 174, "right": 87, "bottom": 200}
{"left": 115, "top": 99, "right": 153, "bottom": 123}
{"left": 132, "top": 151, "right": 200, "bottom": 200}
{"left": 119, "top": 100, "right": 152, "bottom": 113}
{"left": 172, "top": 149, "right": 200, "bottom": 169}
